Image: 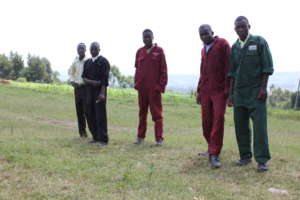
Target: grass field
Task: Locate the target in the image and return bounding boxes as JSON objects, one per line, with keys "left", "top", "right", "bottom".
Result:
{"left": 0, "top": 82, "right": 299, "bottom": 200}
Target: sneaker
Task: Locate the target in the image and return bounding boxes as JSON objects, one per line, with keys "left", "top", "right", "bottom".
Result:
{"left": 236, "top": 158, "right": 252, "bottom": 166}
{"left": 209, "top": 155, "right": 221, "bottom": 168}
{"left": 134, "top": 137, "right": 144, "bottom": 145}
{"left": 96, "top": 142, "right": 107, "bottom": 147}
{"left": 155, "top": 139, "right": 163, "bottom": 146}
{"left": 257, "top": 163, "right": 268, "bottom": 172}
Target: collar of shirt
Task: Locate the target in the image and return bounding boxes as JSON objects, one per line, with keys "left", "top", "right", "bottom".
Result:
{"left": 75, "top": 56, "right": 87, "bottom": 63}
{"left": 205, "top": 42, "right": 214, "bottom": 53}
{"left": 203, "top": 36, "right": 218, "bottom": 53}
{"left": 238, "top": 34, "right": 250, "bottom": 48}
{"left": 91, "top": 55, "right": 101, "bottom": 62}
{"left": 144, "top": 43, "right": 157, "bottom": 54}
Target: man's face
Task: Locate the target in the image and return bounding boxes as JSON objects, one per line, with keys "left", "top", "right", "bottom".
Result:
{"left": 143, "top": 31, "right": 153, "bottom": 47}
{"left": 199, "top": 27, "right": 214, "bottom": 45}
{"left": 90, "top": 45, "right": 100, "bottom": 57}
{"left": 77, "top": 46, "right": 86, "bottom": 57}
{"left": 234, "top": 19, "right": 250, "bottom": 40}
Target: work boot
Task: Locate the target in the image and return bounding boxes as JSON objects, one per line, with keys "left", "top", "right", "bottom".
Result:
{"left": 236, "top": 158, "right": 252, "bottom": 166}
{"left": 134, "top": 137, "right": 144, "bottom": 145}
{"left": 155, "top": 139, "right": 163, "bottom": 146}
{"left": 209, "top": 155, "right": 221, "bottom": 168}
{"left": 257, "top": 163, "right": 268, "bottom": 173}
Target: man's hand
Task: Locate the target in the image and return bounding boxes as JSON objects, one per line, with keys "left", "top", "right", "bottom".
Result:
{"left": 96, "top": 93, "right": 106, "bottom": 103}
{"left": 196, "top": 93, "right": 201, "bottom": 105}
{"left": 70, "top": 81, "right": 78, "bottom": 88}
{"left": 257, "top": 87, "right": 268, "bottom": 102}
{"left": 257, "top": 73, "right": 269, "bottom": 102}
{"left": 227, "top": 95, "right": 234, "bottom": 107}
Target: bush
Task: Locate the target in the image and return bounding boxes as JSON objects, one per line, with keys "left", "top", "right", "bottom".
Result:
{"left": 16, "top": 77, "right": 27, "bottom": 82}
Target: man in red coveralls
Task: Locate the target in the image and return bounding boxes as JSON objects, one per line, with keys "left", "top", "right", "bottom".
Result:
{"left": 134, "top": 29, "right": 168, "bottom": 146}
{"left": 196, "top": 24, "right": 230, "bottom": 168}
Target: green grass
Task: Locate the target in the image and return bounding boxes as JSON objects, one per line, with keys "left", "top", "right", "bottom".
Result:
{"left": 0, "top": 82, "right": 300, "bottom": 200}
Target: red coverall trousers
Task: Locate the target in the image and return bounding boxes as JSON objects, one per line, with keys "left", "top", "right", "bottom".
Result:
{"left": 200, "top": 92, "right": 226, "bottom": 155}
{"left": 137, "top": 87, "right": 163, "bottom": 141}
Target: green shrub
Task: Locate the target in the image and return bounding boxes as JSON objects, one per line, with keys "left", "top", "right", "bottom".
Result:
{"left": 16, "top": 77, "right": 27, "bottom": 82}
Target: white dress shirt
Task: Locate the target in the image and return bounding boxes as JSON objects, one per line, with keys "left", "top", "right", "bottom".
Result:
{"left": 68, "top": 56, "right": 87, "bottom": 85}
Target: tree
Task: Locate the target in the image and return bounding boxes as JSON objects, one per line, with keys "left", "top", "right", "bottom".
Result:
{"left": 52, "top": 70, "right": 61, "bottom": 83}
{"left": 9, "top": 52, "right": 24, "bottom": 80}
{"left": 0, "top": 54, "right": 12, "bottom": 79}
{"left": 23, "top": 54, "right": 46, "bottom": 82}
{"left": 41, "top": 57, "right": 52, "bottom": 83}
{"left": 109, "top": 65, "right": 133, "bottom": 88}
{"left": 268, "top": 84, "right": 294, "bottom": 109}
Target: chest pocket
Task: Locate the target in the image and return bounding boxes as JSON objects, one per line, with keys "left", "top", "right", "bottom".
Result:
{"left": 246, "top": 50, "right": 258, "bottom": 56}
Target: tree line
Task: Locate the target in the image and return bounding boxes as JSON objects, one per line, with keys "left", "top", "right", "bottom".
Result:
{"left": 268, "top": 84, "right": 300, "bottom": 110}
{"left": 0, "top": 51, "right": 134, "bottom": 87}
{"left": 0, "top": 52, "right": 60, "bottom": 83}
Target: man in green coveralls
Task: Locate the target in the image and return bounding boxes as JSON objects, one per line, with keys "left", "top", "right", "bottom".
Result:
{"left": 228, "top": 16, "right": 274, "bottom": 172}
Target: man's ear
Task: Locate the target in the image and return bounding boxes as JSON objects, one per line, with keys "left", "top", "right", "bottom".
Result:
{"left": 212, "top": 31, "right": 214, "bottom": 36}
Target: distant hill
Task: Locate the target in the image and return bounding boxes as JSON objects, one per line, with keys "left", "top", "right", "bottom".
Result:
{"left": 166, "top": 72, "right": 300, "bottom": 93}
{"left": 59, "top": 72, "right": 300, "bottom": 93}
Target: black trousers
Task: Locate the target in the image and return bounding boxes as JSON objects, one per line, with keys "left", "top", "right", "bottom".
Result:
{"left": 85, "top": 86, "right": 108, "bottom": 143}
{"left": 74, "top": 85, "right": 87, "bottom": 137}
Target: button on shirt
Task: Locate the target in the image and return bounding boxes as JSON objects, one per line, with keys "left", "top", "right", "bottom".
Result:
{"left": 68, "top": 56, "right": 87, "bottom": 85}
{"left": 91, "top": 55, "right": 101, "bottom": 62}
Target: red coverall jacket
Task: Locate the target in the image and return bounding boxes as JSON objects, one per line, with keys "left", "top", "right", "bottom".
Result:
{"left": 197, "top": 37, "right": 230, "bottom": 97}
{"left": 134, "top": 44, "right": 168, "bottom": 92}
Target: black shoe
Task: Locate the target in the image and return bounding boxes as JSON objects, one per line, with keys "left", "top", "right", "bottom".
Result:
{"left": 155, "top": 139, "right": 163, "bottom": 146}
{"left": 96, "top": 142, "right": 107, "bottom": 147}
{"left": 236, "top": 158, "right": 252, "bottom": 166}
{"left": 209, "top": 155, "right": 221, "bottom": 168}
{"left": 198, "top": 151, "right": 209, "bottom": 157}
{"left": 257, "top": 163, "right": 268, "bottom": 172}
{"left": 134, "top": 137, "right": 144, "bottom": 145}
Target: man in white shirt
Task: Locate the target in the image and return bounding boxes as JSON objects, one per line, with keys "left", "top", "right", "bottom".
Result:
{"left": 68, "top": 43, "right": 88, "bottom": 138}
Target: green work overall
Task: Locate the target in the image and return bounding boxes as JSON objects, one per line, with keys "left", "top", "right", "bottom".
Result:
{"left": 229, "top": 34, "right": 274, "bottom": 164}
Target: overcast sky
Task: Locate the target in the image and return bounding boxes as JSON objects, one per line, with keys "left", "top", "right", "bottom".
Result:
{"left": 1, "top": 0, "right": 299, "bottom": 79}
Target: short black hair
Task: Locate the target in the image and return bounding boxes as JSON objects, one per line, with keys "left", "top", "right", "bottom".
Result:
{"left": 143, "top": 29, "right": 153, "bottom": 35}
{"left": 77, "top": 43, "right": 86, "bottom": 49}
{"left": 90, "top": 42, "right": 100, "bottom": 50}
{"left": 199, "top": 24, "right": 213, "bottom": 32}
{"left": 235, "top": 16, "right": 249, "bottom": 25}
